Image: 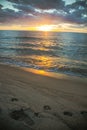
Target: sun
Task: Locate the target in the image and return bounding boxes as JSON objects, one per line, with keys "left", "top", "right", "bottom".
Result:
{"left": 37, "top": 25, "right": 54, "bottom": 31}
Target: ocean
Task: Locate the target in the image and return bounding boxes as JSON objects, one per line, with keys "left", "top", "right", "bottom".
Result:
{"left": 0, "top": 30, "right": 87, "bottom": 77}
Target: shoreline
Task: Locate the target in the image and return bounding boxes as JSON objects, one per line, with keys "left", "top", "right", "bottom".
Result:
{"left": 22, "top": 66, "right": 87, "bottom": 83}
{"left": 0, "top": 64, "right": 87, "bottom": 130}
{"left": 0, "top": 62, "right": 87, "bottom": 82}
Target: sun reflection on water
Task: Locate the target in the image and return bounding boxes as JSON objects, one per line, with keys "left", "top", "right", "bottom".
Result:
{"left": 31, "top": 55, "right": 53, "bottom": 69}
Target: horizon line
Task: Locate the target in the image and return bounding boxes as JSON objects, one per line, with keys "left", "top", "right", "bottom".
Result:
{"left": 0, "top": 29, "right": 87, "bottom": 33}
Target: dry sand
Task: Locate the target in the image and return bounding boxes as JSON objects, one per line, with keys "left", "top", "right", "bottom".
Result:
{"left": 0, "top": 64, "right": 87, "bottom": 130}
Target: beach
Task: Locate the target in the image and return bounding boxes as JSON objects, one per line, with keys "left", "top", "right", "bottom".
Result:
{"left": 0, "top": 64, "right": 87, "bottom": 130}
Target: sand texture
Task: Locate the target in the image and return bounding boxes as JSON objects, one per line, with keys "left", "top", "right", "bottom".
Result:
{"left": 0, "top": 64, "right": 87, "bottom": 130}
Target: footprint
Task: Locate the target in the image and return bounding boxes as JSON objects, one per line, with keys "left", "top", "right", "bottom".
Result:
{"left": 34, "top": 112, "right": 39, "bottom": 117}
{"left": 10, "top": 108, "right": 34, "bottom": 126}
{"left": 43, "top": 105, "right": 51, "bottom": 110}
{"left": 11, "top": 98, "right": 18, "bottom": 102}
{"left": 63, "top": 111, "right": 73, "bottom": 116}
{"left": 0, "top": 108, "right": 2, "bottom": 113}
{"left": 80, "top": 111, "right": 87, "bottom": 116}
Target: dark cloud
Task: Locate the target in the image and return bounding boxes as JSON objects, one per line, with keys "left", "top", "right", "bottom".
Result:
{"left": 0, "top": 8, "right": 19, "bottom": 23}
{"left": 0, "top": 7, "right": 35, "bottom": 25}
{"left": 65, "top": 0, "right": 87, "bottom": 13}
{"left": 13, "top": 4, "right": 35, "bottom": 13}
{"left": 69, "top": 0, "right": 87, "bottom": 9}
{"left": 7, "top": 0, "right": 65, "bottom": 9}
{"left": 62, "top": 0, "right": 87, "bottom": 24}
{"left": 0, "top": 4, "right": 3, "bottom": 9}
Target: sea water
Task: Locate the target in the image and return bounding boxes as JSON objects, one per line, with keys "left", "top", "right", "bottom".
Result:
{"left": 0, "top": 30, "right": 87, "bottom": 77}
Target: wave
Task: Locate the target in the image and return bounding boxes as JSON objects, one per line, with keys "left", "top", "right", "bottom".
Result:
{"left": 0, "top": 36, "right": 45, "bottom": 40}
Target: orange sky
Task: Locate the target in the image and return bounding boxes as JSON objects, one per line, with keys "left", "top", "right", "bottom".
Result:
{"left": 0, "top": 24, "right": 87, "bottom": 33}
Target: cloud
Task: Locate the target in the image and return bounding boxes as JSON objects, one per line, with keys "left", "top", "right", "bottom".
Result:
{"left": 13, "top": 4, "right": 35, "bottom": 13}
{"left": 0, "top": 7, "right": 35, "bottom": 25}
{"left": 63, "top": 0, "right": 87, "bottom": 24}
{"left": 0, "top": 0, "right": 87, "bottom": 29}
{"left": 7, "top": 0, "right": 65, "bottom": 9}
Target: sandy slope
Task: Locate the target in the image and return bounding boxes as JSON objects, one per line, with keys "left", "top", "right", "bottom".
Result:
{"left": 0, "top": 64, "right": 87, "bottom": 130}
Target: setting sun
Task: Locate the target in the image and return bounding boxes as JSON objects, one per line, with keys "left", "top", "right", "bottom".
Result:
{"left": 37, "top": 25, "right": 54, "bottom": 31}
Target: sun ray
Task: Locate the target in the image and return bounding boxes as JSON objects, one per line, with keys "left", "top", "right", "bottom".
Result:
{"left": 36, "top": 25, "right": 54, "bottom": 31}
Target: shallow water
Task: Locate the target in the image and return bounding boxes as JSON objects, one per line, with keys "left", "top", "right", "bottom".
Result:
{"left": 0, "top": 30, "right": 87, "bottom": 77}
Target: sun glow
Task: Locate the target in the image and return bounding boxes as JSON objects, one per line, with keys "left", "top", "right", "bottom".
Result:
{"left": 37, "top": 25, "right": 54, "bottom": 31}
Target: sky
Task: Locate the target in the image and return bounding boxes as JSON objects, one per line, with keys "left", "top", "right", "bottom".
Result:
{"left": 0, "top": 0, "right": 87, "bottom": 32}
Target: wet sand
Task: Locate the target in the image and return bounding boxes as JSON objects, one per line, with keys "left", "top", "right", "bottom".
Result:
{"left": 0, "top": 64, "right": 87, "bottom": 130}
